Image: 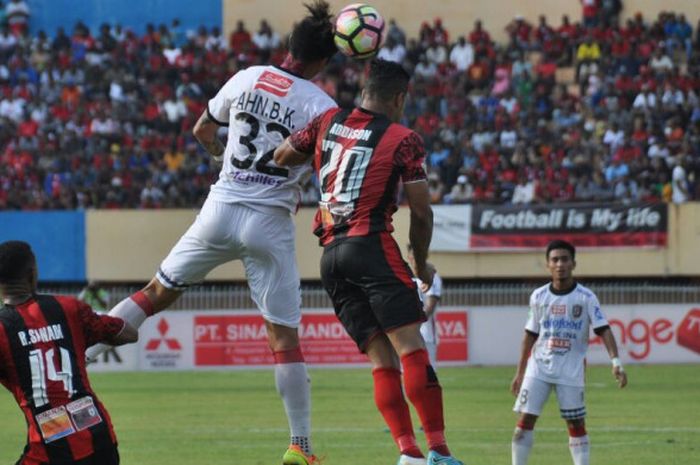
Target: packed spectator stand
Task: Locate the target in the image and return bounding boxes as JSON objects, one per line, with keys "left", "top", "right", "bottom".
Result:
{"left": 0, "top": 2, "right": 699, "bottom": 209}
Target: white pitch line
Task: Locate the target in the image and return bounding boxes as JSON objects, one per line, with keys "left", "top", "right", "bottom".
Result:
{"left": 192, "top": 426, "right": 700, "bottom": 434}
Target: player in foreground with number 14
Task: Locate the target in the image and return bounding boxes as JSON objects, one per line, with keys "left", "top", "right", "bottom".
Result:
{"left": 0, "top": 241, "right": 138, "bottom": 465}
{"left": 85, "top": 2, "right": 337, "bottom": 464}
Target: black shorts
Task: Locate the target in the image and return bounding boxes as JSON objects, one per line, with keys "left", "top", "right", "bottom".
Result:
{"left": 320, "top": 232, "right": 425, "bottom": 351}
{"left": 17, "top": 446, "right": 119, "bottom": 465}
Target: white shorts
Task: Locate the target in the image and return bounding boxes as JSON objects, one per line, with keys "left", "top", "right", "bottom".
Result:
{"left": 513, "top": 376, "right": 586, "bottom": 420}
{"left": 157, "top": 198, "right": 302, "bottom": 327}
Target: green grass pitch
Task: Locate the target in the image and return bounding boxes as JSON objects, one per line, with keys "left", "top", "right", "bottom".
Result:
{"left": 1, "top": 365, "right": 698, "bottom": 464}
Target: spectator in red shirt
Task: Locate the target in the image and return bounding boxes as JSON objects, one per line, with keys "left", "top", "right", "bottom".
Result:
{"left": 229, "top": 20, "right": 252, "bottom": 54}
{"left": 469, "top": 19, "right": 490, "bottom": 46}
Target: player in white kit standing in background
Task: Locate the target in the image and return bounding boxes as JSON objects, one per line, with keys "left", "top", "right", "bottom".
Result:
{"left": 407, "top": 244, "right": 442, "bottom": 367}
{"left": 510, "top": 240, "right": 628, "bottom": 465}
{"left": 86, "top": 3, "right": 338, "bottom": 464}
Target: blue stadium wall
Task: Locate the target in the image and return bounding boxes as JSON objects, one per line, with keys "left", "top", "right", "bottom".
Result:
{"left": 0, "top": 212, "right": 86, "bottom": 282}
{"left": 27, "top": 0, "right": 222, "bottom": 35}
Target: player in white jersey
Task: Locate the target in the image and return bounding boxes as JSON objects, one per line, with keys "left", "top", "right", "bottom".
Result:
{"left": 510, "top": 240, "right": 628, "bottom": 465}
{"left": 407, "top": 244, "right": 442, "bottom": 367}
{"left": 85, "top": 3, "right": 338, "bottom": 465}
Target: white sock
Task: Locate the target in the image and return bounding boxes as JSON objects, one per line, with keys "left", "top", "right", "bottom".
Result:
{"left": 275, "top": 362, "right": 312, "bottom": 454}
{"left": 85, "top": 293, "right": 151, "bottom": 361}
{"left": 512, "top": 427, "right": 534, "bottom": 465}
{"left": 569, "top": 435, "right": 590, "bottom": 465}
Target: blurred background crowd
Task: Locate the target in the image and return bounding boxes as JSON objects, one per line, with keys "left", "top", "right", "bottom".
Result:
{"left": 0, "top": 0, "right": 699, "bottom": 209}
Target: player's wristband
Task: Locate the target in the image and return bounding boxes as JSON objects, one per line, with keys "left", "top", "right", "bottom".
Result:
{"left": 611, "top": 357, "right": 624, "bottom": 371}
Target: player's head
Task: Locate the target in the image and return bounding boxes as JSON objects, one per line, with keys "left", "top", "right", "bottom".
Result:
{"left": 362, "top": 59, "right": 411, "bottom": 122}
{"left": 545, "top": 240, "right": 576, "bottom": 281}
{"left": 287, "top": 1, "right": 336, "bottom": 78}
{"left": 0, "top": 240, "right": 38, "bottom": 292}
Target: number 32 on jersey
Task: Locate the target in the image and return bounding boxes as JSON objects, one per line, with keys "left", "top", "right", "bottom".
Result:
{"left": 231, "top": 111, "right": 290, "bottom": 178}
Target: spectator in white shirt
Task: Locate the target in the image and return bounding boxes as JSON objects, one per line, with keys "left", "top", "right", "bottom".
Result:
{"left": 252, "top": 20, "right": 280, "bottom": 52}
{"left": 425, "top": 40, "right": 448, "bottom": 65}
{"left": 449, "top": 36, "right": 474, "bottom": 71}
{"left": 633, "top": 87, "right": 657, "bottom": 110}
{"left": 5, "top": 0, "right": 30, "bottom": 35}
{"left": 602, "top": 122, "right": 625, "bottom": 154}
{"left": 377, "top": 37, "right": 406, "bottom": 63}
{"left": 163, "top": 96, "right": 187, "bottom": 129}
{"left": 512, "top": 176, "right": 535, "bottom": 204}
{"left": 0, "top": 25, "right": 17, "bottom": 58}
{"left": 647, "top": 140, "right": 671, "bottom": 162}
{"left": 447, "top": 175, "right": 474, "bottom": 203}
{"left": 672, "top": 156, "right": 690, "bottom": 203}
{"left": 414, "top": 55, "right": 438, "bottom": 79}
{"left": 649, "top": 47, "right": 674, "bottom": 74}
{"left": 205, "top": 27, "right": 227, "bottom": 50}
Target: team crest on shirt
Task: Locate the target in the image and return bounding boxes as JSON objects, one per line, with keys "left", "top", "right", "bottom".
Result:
{"left": 254, "top": 71, "right": 293, "bottom": 97}
{"left": 572, "top": 304, "right": 583, "bottom": 318}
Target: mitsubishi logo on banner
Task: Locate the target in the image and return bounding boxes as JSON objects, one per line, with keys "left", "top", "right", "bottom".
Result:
{"left": 145, "top": 318, "right": 182, "bottom": 351}
{"left": 143, "top": 317, "right": 183, "bottom": 369}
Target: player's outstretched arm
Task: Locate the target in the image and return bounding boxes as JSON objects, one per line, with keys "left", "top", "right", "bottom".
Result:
{"left": 598, "top": 326, "right": 628, "bottom": 388}
{"left": 274, "top": 138, "right": 312, "bottom": 166}
{"left": 511, "top": 331, "right": 538, "bottom": 396}
{"left": 193, "top": 110, "right": 225, "bottom": 161}
{"left": 404, "top": 180, "right": 434, "bottom": 288}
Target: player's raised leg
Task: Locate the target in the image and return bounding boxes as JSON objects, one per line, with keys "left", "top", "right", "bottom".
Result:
{"left": 85, "top": 278, "right": 177, "bottom": 361}
{"left": 87, "top": 198, "right": 238, "bottom": 362}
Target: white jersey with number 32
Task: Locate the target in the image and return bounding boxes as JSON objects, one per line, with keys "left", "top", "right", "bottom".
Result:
{"left": 524, "top": 283, "right": 609, "bottom": 386}
{"left": 207, "top": 65, "right": 337, "bottom": 212}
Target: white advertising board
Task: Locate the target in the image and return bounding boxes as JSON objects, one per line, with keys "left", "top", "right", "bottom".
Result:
{"left": 88, "top": 305, "right": 700, "bottom": 372}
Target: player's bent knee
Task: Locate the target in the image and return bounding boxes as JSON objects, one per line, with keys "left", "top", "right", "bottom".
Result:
{"left": 142, "top": 278, "right": 182, "bottom": 312}
{"left": 516, "top": 413, "right": 538, "bottom": 432}
{"left": 265, "top": 321, "right": 300, "bottom": 352}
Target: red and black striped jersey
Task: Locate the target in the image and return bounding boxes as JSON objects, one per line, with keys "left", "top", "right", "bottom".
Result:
{"left": 0, "top": 294, "right": 125, "bottom": 464}
{"left": 289, "top": 107, "right": 427, "bottom": 246}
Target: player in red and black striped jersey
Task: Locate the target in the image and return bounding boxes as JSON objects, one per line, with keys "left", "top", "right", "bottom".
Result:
{"left": 275, "top": 59, "right": 465, "bottom": 465}
{"left": 0, "top": 241, "right": 137, "bottom": 465}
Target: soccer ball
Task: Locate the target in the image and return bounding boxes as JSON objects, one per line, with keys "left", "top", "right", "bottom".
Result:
{"left": 334, "top": 3, "right": 386, "bottom": 59}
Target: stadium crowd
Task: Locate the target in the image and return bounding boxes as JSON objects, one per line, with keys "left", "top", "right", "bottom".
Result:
{"left": 1, "top": 2, "right": 700, "bottom": 209}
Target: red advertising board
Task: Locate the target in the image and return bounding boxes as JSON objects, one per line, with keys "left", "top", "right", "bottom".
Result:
{"left": 194, "top": 311, "right": 469, "bottom": 367}
{"left": 436, "top": 312, "right": 468, "bottom": 362}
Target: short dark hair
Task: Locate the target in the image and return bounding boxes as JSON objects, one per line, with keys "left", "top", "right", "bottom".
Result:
{"left": 364, "top": 59, "right": 410, "bottom": 102}
{"left": 288, "top": 1, "right": 337, "bottom": 63}
{"left": 546, "top": 240, "right": 576, "bottom": 260}
{"left": 0, "top": 241, "right": 35, "bottom": 283}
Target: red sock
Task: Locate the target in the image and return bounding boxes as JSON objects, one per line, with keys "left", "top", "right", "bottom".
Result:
{"left": 568, "top": 424, "right": 587, "bottom": 437}
{"left": 401, "top": 349, "right": 450, "bottom": 456}
{"left": 372, "top": 368, "right": 423, "bottom": 458}
{"left": 131, "top": 290, "right": 156, "bottom": 316}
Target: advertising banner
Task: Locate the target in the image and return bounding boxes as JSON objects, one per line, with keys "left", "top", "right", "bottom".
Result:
{"left": 470, "top": 203, "right": 667, "bottom": 250}
{"left": 468, "top": 305, "right": 700, "bottom": 365}
{"left": 87, "top": 304, "right": 698, "bottom": 372}
{"left": 430, "top": 205, "right": 472, "bottom": 252}
{"left": 88, "top": 309, "right": 469, "bottom": 372}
